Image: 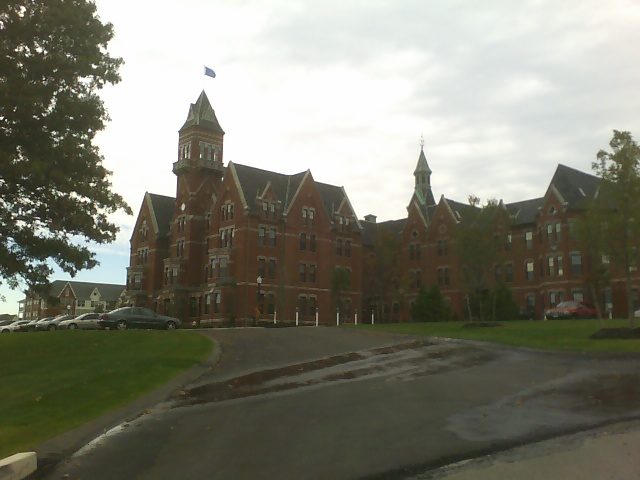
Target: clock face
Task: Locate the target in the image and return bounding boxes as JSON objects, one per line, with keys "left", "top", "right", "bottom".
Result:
{"left": 181, "top": 202, "right": 186, "bottom": 212}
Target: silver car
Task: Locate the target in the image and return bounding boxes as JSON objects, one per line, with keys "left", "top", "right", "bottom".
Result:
{"left": 36, "top": 314, "right": 73, "bottom": 331}
{"left": 59, "top": 313, "right": 101, "bottom": 330}
{"left": 0, "top": 320, "right": 30, "bottom": 333}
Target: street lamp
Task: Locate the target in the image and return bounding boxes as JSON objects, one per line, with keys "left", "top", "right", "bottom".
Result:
{"left": 255, "top": 276, "right": 263, "bottom": 324}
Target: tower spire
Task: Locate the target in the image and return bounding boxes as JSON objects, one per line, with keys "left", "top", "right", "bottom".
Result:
{"left": 413, "top": 138, "right": 435, "bottom": 206}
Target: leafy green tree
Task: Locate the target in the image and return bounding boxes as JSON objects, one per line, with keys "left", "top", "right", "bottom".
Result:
{"left": 454, "top": 197, "right": 510, "bottom": 321}
{"left": 588, "top": 130, "right": 640, "bottom": 326}
{"left": 364, "top": 226, "right": 410, "bottom": 322}
{"left": 331, "top": 266, "right": 351, "bottom": 316}
{"left": 0, "top": 1, "right": 130, "bottom": 294}
{"left": 411, "top": 285, "right": 452, "bottom": 322}
{"left": 575, "top": 204, "right": 610, "bottom": 320}
{"left": 491, "top": 283, "right": 518, "bottom": 321}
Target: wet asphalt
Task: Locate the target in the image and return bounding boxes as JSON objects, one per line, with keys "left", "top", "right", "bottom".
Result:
{"left": 38, "top": 327, "right": 640, "bottom": 480}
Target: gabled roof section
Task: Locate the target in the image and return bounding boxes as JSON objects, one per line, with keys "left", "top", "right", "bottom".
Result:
{"left": 506, "top": 197, "right": 544, "bottom": 226}
{"left": 34, "top": 280, "right": 125, "bottom": 302}
{"left": 233, "top": 163, "right": 298, "bottom": 213}
{"left": 549, "top": 164, "right": 599, "bottom": 209}
{"left": 146, "top": 192, "right": 175, "bottom": 237}
{"left": 48, "top": 280, "right": 68, "bottom": 298}
{"left": 315, "top": 181, "right": 348, "bottom": 221}
{"left": 444, "top": 197, "right": 478, "bottom": 222}
{"left": 64, "top": 282, "right": 126, "bottom": 302}
{"left": 362, "top": 219, "right": 407, "bottom": 247}
{"left": 180, "top": 90, "right": 225, "bottom": 134}
{"left": 232, "top": 163, "right": 353, "bottom": 222}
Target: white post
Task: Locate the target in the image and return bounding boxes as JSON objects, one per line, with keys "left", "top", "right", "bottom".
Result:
{"left": 336, "top": 308, "right": 340, "bottom": 326}
{"left": 355, "top": 312, "right": 358, "bottom": 325}
{"left": 315, "top": 310, "right": 319, "bottom": 327}
{"left": 371, "top": 311, "right": 375, "bottom": 325}
{"left": 274, "top": 309, "right": 277, "bottom": 324}
{"left": 296, "top": 309, "right": 299, "bottom": 326}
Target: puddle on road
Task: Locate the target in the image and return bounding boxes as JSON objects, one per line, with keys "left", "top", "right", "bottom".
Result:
{"left": 173, "top": 340, "right": 498, "bottom": 407}
{"left": 447, "top": 372, "right": 640, "bottom": 442}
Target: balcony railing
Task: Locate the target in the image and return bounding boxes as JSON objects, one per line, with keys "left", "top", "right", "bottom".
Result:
{"left": 197, "top": 158, "right": 224, "bottom": 174}
{"left": 172, "top": 159, "right": 189, "bottom": 174}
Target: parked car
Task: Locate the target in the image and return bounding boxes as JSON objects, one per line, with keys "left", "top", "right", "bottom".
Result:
{"left": 544, "top": 301, "right": 597, "bottom": 320}
{"left": 36, "top": 313, "right": 71, "bottom": 331}
{"left": 20, "top": 317, "right": 52, "bottom": 332}
{"left": 0, "top": 319, "right": 16, "bottom": 327}
{"left": 98, "top": 307, "right": 181, "bottom": 330}
{"left": 37, "top": 314, "right": 74, "bottom": 331}
{"left": 0, "top": 320, "right": 30, "bottom": 333}
{"left": 59, "top": 313, "right": 101, "bottom": 330}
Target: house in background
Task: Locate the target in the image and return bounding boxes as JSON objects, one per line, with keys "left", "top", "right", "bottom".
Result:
{"left": 22, "top": 281, "right": 126, "bottom": 319}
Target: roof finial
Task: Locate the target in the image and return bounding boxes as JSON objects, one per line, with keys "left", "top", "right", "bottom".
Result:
{"left": 420, "top": 133, "right": 425, "bottom": 150}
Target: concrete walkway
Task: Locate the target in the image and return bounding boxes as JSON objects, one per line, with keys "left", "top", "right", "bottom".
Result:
{"left": 420, "top": 419, "right": 640, "bottom": 480}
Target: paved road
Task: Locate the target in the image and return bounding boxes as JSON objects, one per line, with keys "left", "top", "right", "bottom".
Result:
{"left": 40, "top": 327, "right": 640, "bottom": 480}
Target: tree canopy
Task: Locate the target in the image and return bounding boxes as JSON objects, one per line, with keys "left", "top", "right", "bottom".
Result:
{"left": 0, "top": 0, "right": 131, "bottom": 293}
{"left": 454, "top": 196, "right": 511, "bottom": 321}
{"left": 586, "top": 130, "right": 640, "bottom": 325}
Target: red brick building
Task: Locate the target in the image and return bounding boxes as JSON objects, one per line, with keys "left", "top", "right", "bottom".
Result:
{"left": 362, "top": 146, "right": 640, "bottom": 321}
{"left": 126, "top": 91, "right": 639, "bottom": 324}
{"left": 125, "top": 92, "right": 362, "bottom": 325}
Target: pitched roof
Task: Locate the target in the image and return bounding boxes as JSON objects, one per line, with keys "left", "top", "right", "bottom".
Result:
{"left": 549, "top": 164, "right": 599, "bottom": 209}
{"left": 66, "top": 281, "right": 126, "bottom": 301}
{"left": 147, "top": 193, "right": 175, "bottom": 237}
{"left": 506, "top": 197, "right": 544, "bottom": 226}
{"left": 361, "top": 218, "right": 407, "bottom": 247}
{"left": 180, "top": 91, "right": 225, "bottom": 134}
{"left": 232, "top": 163, "right": 354, "bottom": 221}
{"left": 444, "top": 198, "right": 478, "bottom": 222}
{"left": 315, "top": 182, "right": 347, "bottom": 219}
{"left": 37, "top": 280, "right": 125, "bottom": 302}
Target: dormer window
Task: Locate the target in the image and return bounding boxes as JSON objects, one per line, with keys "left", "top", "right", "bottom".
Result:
{"left": 139, "top": 220, "right": 148, "bottom": 241}
{"left": 222, "top": 203, "right": 234, "bottom": 221}
{"left": 302, "top": 207, "right": 315, "bottom": 226}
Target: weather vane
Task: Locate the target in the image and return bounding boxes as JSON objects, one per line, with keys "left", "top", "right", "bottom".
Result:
{"left": 420, "top": 134, "right": 425, "bottom": 150}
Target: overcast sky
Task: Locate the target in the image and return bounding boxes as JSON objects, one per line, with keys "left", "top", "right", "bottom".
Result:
{"left": 3, "top": 0, "right": 640, "bottom": 314}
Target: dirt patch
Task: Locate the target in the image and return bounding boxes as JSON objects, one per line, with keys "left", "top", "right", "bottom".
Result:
{"left": 173, "top": 339, "right": 498, "bottom": 407}
{"left": 590, "top": 327, "right": 640, "bottom": 339}
{"left": 553, "top": 373, "right": 640, "bottom": 412}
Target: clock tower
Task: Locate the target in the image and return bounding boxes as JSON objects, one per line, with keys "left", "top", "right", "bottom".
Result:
{"left": 167, "top": 91, "right": 225, "bottom": 288}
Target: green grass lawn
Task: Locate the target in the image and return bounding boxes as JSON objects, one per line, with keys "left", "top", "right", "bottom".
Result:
{"left": 0, "top": 330, "right": 212, "bottom": 458}
{"left": 356, "top": 319, "right": 640, "bottom": 353}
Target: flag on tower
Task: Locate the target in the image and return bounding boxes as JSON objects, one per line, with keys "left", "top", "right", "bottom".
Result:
{"left": 204, "top": 66, "right": 216, "bottom": 78}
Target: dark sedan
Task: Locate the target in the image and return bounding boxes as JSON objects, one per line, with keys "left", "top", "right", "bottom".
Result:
{"left": 98, "top": 307, "right": 181, "bottom": 330}
{"left": 544, "top": 301, "right": 597, "bottom": 320}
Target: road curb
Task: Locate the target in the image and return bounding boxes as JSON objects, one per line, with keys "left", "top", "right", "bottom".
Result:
{"left": 29, "top": 332, "right": 221, "bottom": 478}
{"left": 0, "top": 452, "right": 37, "bottom": 480}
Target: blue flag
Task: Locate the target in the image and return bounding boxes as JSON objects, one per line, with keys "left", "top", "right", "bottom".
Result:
{"left": 204, "top": 66, "right": 216, "bottom": 78}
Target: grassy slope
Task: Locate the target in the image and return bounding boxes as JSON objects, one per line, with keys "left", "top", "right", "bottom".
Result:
{"left": 357, "top": 319, "right": 640, "bottom": 353}
{"left": 0, "top": 330, "right": 212, "bottom": 458}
